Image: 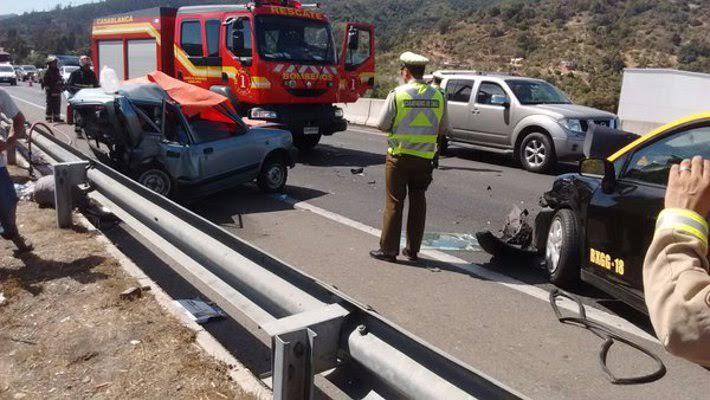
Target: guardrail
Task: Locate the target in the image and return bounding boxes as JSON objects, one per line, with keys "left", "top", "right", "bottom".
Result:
{"left": 4, "top": 119, "right": 527, "bottom": 400}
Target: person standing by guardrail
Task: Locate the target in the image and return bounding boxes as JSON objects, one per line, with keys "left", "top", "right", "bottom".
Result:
{"left": 0, "top": 89, "right": 33, "bottom": 255}
{"left": 43, "top": 56, "right": 64, "bottom": 123}
{"left": 644, "top": 156, "right": 710, "bottom": 366}
{"left": 370, "top": 52, "right": 448, "bottom": 263}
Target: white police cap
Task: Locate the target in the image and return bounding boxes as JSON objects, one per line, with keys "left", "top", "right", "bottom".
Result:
{"left": 399, "top": 51, "right": 429, "bottom": 67}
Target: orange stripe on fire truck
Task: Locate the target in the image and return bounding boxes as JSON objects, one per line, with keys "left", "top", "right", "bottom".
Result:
{"left": 92, "top": 23, "right": 162, "bottom": 45}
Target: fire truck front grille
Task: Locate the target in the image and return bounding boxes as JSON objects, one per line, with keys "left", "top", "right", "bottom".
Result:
{"left": 286, "top": 89, "right": 328, "bottom": 98}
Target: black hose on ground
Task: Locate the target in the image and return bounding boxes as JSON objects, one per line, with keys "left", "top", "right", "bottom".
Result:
{"left": 549, "top": 289, "right": 666, "bottom": 385}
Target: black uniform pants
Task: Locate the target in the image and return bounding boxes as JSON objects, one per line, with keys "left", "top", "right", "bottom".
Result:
{"left": 380, "top": 154, "right": 433, "bottom": 255}
{"left": 45, "top": 92, "right": 61, "bottom": 121}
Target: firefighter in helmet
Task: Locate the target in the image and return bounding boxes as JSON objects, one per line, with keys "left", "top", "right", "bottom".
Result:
{"left": 67, "top": 55, "right": 98, "bottom": 95}
{"left": 42, "top": 56, "right": 63, "bottom": 123}
{"left": 370, "top": 52, "right": 449, "bottom": 263}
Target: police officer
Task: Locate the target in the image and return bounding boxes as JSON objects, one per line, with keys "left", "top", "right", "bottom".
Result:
{"left": 644, "top": 156, "right": 710, "bottom": 366}
{"left": 430, "top": 71, "right": 444, "bottom": 91}
{"left": 67, "top": 55, "right": 98, "bottom": 95}
{"left": 42, "top": 56, "right": 63, "bottom": 123}
{"left": 370, "top": 52, "right": 449, "bottom": 263}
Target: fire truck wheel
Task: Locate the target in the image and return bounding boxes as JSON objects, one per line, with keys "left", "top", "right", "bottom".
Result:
{"left": 136, "top": 165, "right": 174, "bottom": 198}
{"left": 294, "top": 134, "right": 321, "bottom": 151}
{"left": 257, "top": 156, "right": 288, "bottom": 193}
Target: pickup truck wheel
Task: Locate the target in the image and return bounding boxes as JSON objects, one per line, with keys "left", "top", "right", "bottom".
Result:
{"left": 545, "top": 209, "right": 580, "bottom": 288}
{"left": 136, "top": 166, "right": 174, "bottom": 198}
{"left": 294, "top": 134, "right": 321, "bottom": 151}
{"left": 258, "top": 157, "right": 288, "bottom": 193}
{"left": 520, "top": 132, "right": 556, "bottom": 173}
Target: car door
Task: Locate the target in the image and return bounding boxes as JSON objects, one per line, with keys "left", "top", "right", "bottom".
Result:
{"left": 188, "top": 119, "right": 261, "bottom": 186}
{"left": 471, "top": 81, "right": 513, "bottom": 147}
{"left": 444, "top": 79, "right": 476, "bottom": 142}
{"left": 584, "top": 122, "right": 710, "bottom": 302}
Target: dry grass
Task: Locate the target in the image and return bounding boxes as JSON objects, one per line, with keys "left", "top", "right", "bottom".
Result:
{"left": 0, "top": 166, "right": 251, "bottom": 400}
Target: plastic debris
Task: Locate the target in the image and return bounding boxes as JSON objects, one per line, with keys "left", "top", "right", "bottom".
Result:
{"left": 175, "top": 298, "right": 227, "bottom": 324}
{"left": 402, "top": 233, "right": 481, "bottom": 252}
{"left": 350, "top": 167, "right": 364, "bottom": 175}
{"left": 0, "top": 292, "right": 6, "bottom": 306}
{"left": 501, "top": 205, "right": 533, "bottom": 248}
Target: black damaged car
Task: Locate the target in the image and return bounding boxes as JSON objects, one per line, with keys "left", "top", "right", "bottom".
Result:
{"left": 534, "top": 113, "right": 710, "bottom": 312}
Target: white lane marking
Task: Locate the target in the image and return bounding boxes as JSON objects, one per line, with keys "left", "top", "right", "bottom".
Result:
{"left": 275, "top": 194, "right": 659, "bottom": 344}
{"left": 347, "top": 127, "right": 386, "bottom": 137}
{"left": 10, "top": 93, "right": 65, "bottom": 119}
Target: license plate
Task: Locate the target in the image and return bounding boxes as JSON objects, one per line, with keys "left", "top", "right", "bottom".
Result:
{"left": 304, "top": 126, "right": 319, "bottom": 135}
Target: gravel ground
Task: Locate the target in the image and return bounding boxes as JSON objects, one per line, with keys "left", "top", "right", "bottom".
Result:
{"left": 0, "top": 165, "right": 252, "bottom": 400}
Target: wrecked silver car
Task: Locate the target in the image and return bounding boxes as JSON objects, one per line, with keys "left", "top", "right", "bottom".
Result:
{"left": 69, "top": 82, "right": 296, "bottom": 198}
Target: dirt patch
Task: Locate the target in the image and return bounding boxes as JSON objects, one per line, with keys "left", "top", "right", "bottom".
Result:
{"left": 0, "top": 166, "right": 252, "bottom": 400}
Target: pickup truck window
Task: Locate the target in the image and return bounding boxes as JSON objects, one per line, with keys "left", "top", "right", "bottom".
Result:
{"left": 181, "top": 20, "right": 203, "bottom": 57}
{"left": 505, "top": 79, "right": 571, "bottom": 105}
{"left": 623, "top": 125, "right": 710, "bottom": 185}
{"left": 476, "top": 82, "right": 507, "bottom": 104}
{"left": 446, "top": 79, "right": 473, "bottom": 103}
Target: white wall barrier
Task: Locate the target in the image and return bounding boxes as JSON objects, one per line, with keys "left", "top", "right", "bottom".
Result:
{"left": 338, "top": 98, "right": 386, "bottom": 128}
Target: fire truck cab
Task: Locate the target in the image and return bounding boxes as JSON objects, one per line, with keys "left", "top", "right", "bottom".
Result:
{"left": 91, "top": 0, "right": 375, "bottom": 149}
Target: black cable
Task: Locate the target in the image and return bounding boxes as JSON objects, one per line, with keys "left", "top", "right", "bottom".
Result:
{"left": 549, "top": 289, "right": 666, "bottom": 385}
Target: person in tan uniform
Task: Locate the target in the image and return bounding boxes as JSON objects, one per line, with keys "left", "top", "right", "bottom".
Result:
{"left": 369, "top": 52, "right": 449, "bottom": 263}
{"left": 644, "top": 155, "right": 710, "bottom": 366}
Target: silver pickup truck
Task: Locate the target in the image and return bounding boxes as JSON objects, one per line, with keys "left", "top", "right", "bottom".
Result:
{"left": 438, "top": 72, "right": 619, "bottom": 172}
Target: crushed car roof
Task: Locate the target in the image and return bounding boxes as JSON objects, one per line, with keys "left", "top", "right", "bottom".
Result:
{"left": 118, "top": 83, "right": 169, "bottom": 104}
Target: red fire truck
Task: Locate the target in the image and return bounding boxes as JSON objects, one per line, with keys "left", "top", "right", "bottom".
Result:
{"left": 91, "top": 0, "right": 375, "bottom": 149}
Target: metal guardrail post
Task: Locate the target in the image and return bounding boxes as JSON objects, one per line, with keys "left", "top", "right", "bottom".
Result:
{"left": 53, "top": 161, "right": 89, "bottom": 228}
{"left": 273, "top": 328, "right": 316, "bottom": 400}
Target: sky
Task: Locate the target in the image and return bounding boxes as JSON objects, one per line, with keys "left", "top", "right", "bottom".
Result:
{"left": 1, "top": 0, "right": 98, "bottom": 15}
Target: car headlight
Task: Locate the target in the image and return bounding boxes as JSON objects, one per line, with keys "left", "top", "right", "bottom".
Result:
{"left": 250, "top": 108, "right": 278, "bottom": 120}
{"left": 559, "top": 118, "right": 584, "bottom": 133}
{"left": 334, "top": 107, "right": 344, "bottom": 119}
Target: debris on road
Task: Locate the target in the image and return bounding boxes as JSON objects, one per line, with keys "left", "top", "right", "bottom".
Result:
{"left": 476, "top": 205, "right": 538, "bottom": 259}
{"left": 405, "top": 233, "right": 481, "bottom": 252}
{"left": 350, "top": 167, "right": 364, "bottom": 175}
{"left": 367, "top": 180, "right": 376, "bottom": 185}
{"left": 175, "top": 298, "right": 228, "bottom": 324}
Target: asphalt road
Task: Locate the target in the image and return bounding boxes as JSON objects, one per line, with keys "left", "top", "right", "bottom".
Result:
{"left": 5, "top": 82, "right": 710, "bottom": 400}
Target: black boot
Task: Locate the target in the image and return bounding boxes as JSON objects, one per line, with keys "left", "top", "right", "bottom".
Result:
{"left": 369, "top": 249, "right": 397, "bottom": 263}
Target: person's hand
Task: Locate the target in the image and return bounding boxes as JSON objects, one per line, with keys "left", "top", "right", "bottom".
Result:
{"left": 665, "top": 156, "right": 710, "bottom": 218}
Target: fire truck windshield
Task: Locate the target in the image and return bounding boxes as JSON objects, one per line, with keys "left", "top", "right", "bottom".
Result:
{"left": 255, "top": 15, "right": 335, "bottom": 64}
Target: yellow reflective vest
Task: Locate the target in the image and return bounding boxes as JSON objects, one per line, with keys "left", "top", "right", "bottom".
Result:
{"left": 388, "top": 82, "right": 445, "bottom": 160}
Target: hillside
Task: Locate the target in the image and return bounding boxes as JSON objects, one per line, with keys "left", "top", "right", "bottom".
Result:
{"left": 1, "top": 0, "right": 708, "bottom": 112}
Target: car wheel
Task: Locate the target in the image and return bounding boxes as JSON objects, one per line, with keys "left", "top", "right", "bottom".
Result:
{"left": 10, "top": 80, "right": 16, "bottom": 86}
{"left": 545, "top": 209, "right": 580, "bottom": 288}
{"left": 136, "top": 166, "right": 174, "bottom": 197}
{"left": 519, "top": 132, "right": 556, "bottom": 173}
{"left": 257, "top": 156, "right": 288, "bottom": 193}
{"left": 294, "top": 134, "right": 321, "bottom": 151}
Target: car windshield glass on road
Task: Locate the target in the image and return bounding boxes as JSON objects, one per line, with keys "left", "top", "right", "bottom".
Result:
{"left": 506, "top": 79, "right": 571, "bottom": 105}
{"left": 255, "top": 15, "right": 335, "bottom": 64}
{"left": 0, "top": 66, "right": 14, "bottom": 73}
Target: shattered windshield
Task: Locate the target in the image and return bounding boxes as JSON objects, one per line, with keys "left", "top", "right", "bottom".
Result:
{"left": 506, "top": 79, "right": 571, "bottom": 105}
{"left": 255, "top": 15, "right": 335, "bottom": 64}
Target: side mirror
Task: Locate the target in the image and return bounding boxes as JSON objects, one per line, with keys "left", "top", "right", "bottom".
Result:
{"left": 491, "top": 94, "right": 509, "bottom": 107}
{"left": 580, "top": 158, "right": 616, "bottom": 193}
{"left": 347, "top": 28, "right": 359, "bottom": 50}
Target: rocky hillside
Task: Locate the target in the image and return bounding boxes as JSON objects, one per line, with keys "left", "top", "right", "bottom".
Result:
{"left": 1, "top": 0, "right": 708, "bottom": 112}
